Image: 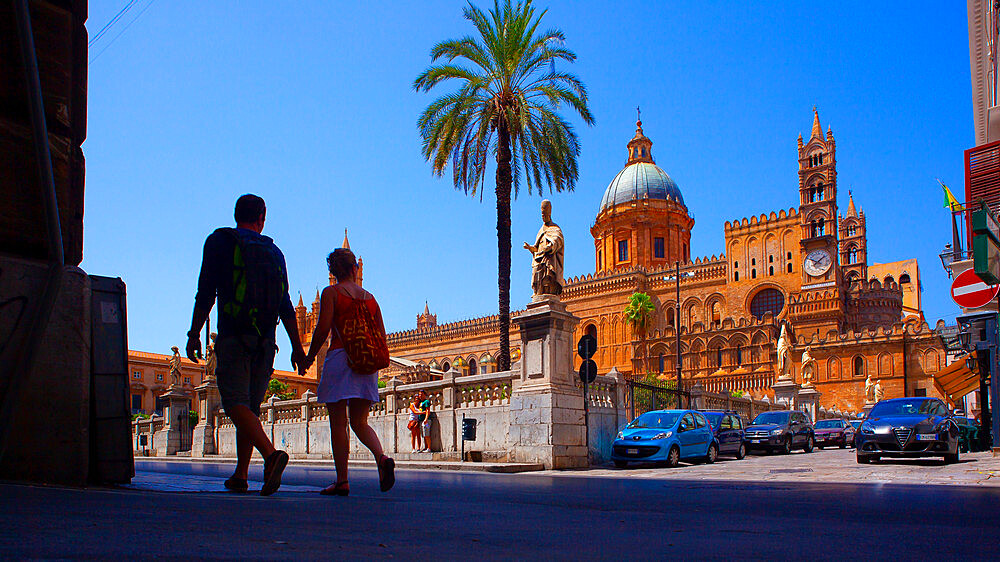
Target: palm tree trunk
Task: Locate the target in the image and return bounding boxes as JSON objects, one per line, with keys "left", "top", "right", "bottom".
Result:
{"left": 496, "top": 122, "right": 513, "bottom": 371}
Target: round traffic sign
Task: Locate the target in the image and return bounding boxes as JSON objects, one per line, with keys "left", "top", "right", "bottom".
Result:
{"left": 577, "top": 334, "right": 597, "bottom": 359}
{"left": 578, "top": 359, "right": 597, "bottom": 384}
{"left": 951, "top": 269, "right": 1000, "bottom": 308}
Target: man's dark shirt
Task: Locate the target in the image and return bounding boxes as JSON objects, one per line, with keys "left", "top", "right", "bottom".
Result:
{"left": 194, "top": 227, "right": 294, "bottom": 339}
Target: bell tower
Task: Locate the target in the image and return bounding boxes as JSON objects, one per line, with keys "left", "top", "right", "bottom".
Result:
{"left": 797, "top": 108, "right": 840, "bottom": 288}
{"left": 838, "top": 192, "right": 868, "bottom": 285}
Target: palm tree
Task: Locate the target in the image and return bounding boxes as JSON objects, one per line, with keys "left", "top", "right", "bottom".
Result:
{"left": 624, "top": 292, "right": 656, "bottom": 374}
{"left": 414, "top": 0, "right": 593, "bottom": 371}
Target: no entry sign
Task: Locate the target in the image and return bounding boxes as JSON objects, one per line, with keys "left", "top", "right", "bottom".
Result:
{"left": 951, "top": 269, "right": 1000, "bottom": 309}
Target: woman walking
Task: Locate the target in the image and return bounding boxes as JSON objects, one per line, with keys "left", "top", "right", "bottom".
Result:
{"left": 303, "top": 248, "right": 394, "bottom": 496}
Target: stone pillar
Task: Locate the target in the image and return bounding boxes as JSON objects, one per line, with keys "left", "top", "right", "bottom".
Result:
{"left": 689, "top": 383, "right": 706, "bottom": 410}
{"left": 191, "top": 378, "right": 221, "bottom": 457}
{"left": 152, "top": 387, "right": 190, "bottom": 455}
{"left": 771, "top": 378, "right": 801, "bottom": 410}
{"left": 510, "top": 296, "right": 586, "bottom": 469}
{"left": 797, "top": 385, "right": 821, "bottom": 422}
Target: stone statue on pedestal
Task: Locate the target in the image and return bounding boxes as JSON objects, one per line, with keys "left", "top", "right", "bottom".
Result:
{"left": 168, "top": 346, "right": 182, "bottom": 387}
{"left": 874, "top": 379, "right": 884, "bottom": 402}
{"left": 864, "top": 374, "right": 875, "bottom": 403}
{"left": 800, "top": 346, "right": 816, "bottom": 386}
{"left": 204, "top": 333, "right": 217, "bottom": 381}
{"left": 523, "top": 199, "right": 564, "bottom": 298}
{"left": 776, "top": 324, "right": 792, "bottom": 379}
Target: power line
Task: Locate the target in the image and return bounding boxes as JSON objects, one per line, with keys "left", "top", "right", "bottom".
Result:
{"left": 90, "top": 0, "right": 158, "bottom": 65}
{"left": 89, "top": 0, "right": 138, "bottom": 48}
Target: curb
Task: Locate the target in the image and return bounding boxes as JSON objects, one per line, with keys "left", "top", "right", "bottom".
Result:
{"left": 135, "top": 456, "right": 545, "bottom": 474}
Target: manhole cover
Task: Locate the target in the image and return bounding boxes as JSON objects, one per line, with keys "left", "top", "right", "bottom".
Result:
{"left": 769, "top": 468, "right": 813, "bottom": 474}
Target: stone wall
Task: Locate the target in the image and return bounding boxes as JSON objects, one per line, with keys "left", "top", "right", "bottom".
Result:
{"left": 136, "top": 370, "right": 631, "bottom": 465}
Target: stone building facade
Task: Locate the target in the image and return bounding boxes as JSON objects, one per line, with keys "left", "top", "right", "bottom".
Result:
{"left": 127, "top": 349, "right": 318, "bottom": 415}
{"left": 303, "top": 111, "right": 946, "bottom": 413}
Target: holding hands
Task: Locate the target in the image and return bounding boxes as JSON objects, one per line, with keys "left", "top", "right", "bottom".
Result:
{"left": 294, "top": 347, "right": 313, "bottom": 377}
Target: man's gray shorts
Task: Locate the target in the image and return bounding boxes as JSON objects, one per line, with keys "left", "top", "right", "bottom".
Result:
{"left": 215, "top": 334, "right": 276, "bottom": 417}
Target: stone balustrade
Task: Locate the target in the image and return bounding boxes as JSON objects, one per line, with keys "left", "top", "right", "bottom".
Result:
{"left": 132, "top": 368, "right": 630, "bottom": 465}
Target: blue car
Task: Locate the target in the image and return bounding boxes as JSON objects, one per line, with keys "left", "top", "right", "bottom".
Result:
{"left": 612, "top": 409, "right": 720, "bottom": 468}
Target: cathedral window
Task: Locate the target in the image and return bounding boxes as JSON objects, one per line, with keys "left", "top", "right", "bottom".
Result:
{"left": 735, "top": 345, "right": 743, "bottom": 366}
{"left": 442, "top": 362, "right": 450, "bottom": 372}
{"left": 853, "top": 356, "right": 865, "bottom": 378}
{"left": 716, "top": 348, "right": 723, "bottom": 368}
{"left": 654, "top": 237, "right": 665, "bottom": 259}
{"left": 131, "top": 394, "right": 142, "bottom": 412}
{"left": 900, "top": 273, "right": 911, "bottom": 284}
{"left": 618, "top": 240, "right": 628, "bottom": 262}
{"left": 848, "top": 225, "right": 857, "bottom": 236}
{"left": 848, "top": 249, "right": 858, "bottom": 264}
{"left": 769, "top": 266, "right": 774, "bottom": 276}
{"left": 749, "top": 289, "right": 785, "bottom": 319}
{"left": 734, "top": 271, "right": 739, "bottom": 281}
{"left": 769, "top": 255, "right": 773, "bottom": 263}
{"left": 751, "top": 258, "right": 756, "bottom": 266}
{"left": 711, "top": 302, "right": 721, "bottom": 326}
{"left": 666, "top": 308, "right": 675, "bottom": 327}
{"left": 658, "top": 354, "right": 665, "bottom": 373}
{"left": 787, "top": 251, "right": 792, "bottom": 260}
{"left": 733, "top": 262, "right": 739, "bottom": 281}
{"left": 787, "top": 263, "right": 792, "bottom": 273}
{"left": 751, "top": 269, "right": 756, "bottom": 279}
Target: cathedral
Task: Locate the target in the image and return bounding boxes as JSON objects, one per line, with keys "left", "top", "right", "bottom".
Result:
{"left": 298, "top": 111, "right": 946, "bottom": 412}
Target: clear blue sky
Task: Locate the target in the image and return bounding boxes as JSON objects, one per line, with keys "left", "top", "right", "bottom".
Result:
{"left": 82, "top": 1, "right": 972, "bottom": 368}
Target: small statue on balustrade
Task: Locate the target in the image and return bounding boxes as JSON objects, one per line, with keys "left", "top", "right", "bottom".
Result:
{"left": 169, "top": 346, "right": 182, "bottom": 387}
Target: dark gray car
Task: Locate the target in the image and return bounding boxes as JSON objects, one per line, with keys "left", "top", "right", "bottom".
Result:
{"left": 744, "top": 410, "right": 815, "bottom": 454}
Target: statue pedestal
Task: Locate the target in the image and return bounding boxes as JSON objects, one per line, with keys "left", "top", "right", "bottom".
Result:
{"left": 797, "top": 385, "right": 821, "bottom": 422}
{"left": 153, "top": 387, "right": 189, "bottom": 456}
{"left": 191, "top": 378, "right": 221, "bottom": 457}
{"left": 510, "top": 297, "right": 586, "bottom": 469}
{"left": 771, "top": 378, "right": 801, "bottom": 410}
{"left": 863, "top": 401, "right": 876, "bottom": 416}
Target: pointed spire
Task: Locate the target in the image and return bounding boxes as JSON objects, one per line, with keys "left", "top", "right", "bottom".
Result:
{"left": 811, "top": 106, "right": 822, "bottom": 140}
{"left": 424, "top": 301, "right": 430, "bottom": 315}
{"left": 846, "top": 191, "right": 857, "bottom": 217}
{"left": 297, "top": 293, "right": 304, "bottom": 308}
{"left": 342, "top": 228, "right": 350, "bottom": 250}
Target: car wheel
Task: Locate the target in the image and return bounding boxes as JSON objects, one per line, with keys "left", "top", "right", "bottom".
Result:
{"left": 804, "top": 436, "right": 814, "bottom": 453}
{"left": 614, "top": 460, "right": 628, "bottom": 469}
{"left": 944, "top": 451, "right": 959, "bottom": 464}
{"left": 781, "top": 437, "right": 792, "bottom": 455}
{"left": 736, "top": 443, "right": 746, "bottom": 460}
{"left": 705, "top": 444, "right": 718, "bottom": 464}
{"left": 666, "top": 446, "right": 680, "bottom": 468}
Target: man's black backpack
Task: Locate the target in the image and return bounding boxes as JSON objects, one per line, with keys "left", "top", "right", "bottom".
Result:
{"left": 219, "top": 228, "right": 287, "bottom": 337}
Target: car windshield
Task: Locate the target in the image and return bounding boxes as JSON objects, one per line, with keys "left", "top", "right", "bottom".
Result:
{"left": 849, "top": 420, "right": 861, "bottom": 428}
{"left": 626, "top": 412, "right": 681, "bottom": 430}
{"left": 815, "top": 420, "right": 844, "bottom": 429}
{"left": 702, "top": 412, "right": 724, "bottom": 429}
{"left": 752, "top": 412, "right": 789, "bottom": 425}
{"left": 869, "top": 400, "right": 935, "bottom": 417}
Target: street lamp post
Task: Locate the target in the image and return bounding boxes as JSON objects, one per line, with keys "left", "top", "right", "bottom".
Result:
{"left": 665, "top": 261, "right": 695, "bottom": 394}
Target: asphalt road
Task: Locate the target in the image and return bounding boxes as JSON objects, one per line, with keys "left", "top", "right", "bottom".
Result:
{"left": 3, "top": 458, "right": 999, "bottom": 560}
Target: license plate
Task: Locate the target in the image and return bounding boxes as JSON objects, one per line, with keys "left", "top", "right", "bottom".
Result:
{"left": 915, "top": 434, "right": 936, "bottom": 441}
{"left": 626, "top": 448, "right": 638, "bottom": 455}
{"left": 816, "top": 437, "right": 825, "bottom": 441}
{"left": 751, "top": 439, "right": 761, "bottom": 443}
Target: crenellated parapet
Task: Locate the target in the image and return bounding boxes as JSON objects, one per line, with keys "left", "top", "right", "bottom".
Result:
{"left": 791, "top": 319, "right": 936, "bottom": 346}
{"left": 723, "top": 208, "right": 798, "bottom": 233}
{"left": 388, "top": 309, "right": 523, "bottom": 346}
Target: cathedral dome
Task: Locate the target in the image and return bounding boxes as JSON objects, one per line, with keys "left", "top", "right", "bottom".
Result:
{"left": 599, "top": 161, "right": 686, "bottom": 212}
{"left": 598, "top": 119, "right": 685, "bottom": 213}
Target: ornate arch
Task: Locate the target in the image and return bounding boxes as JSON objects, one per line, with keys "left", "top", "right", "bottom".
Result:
{"left": 878, "top": 353, "right": 893, "bottom": 377}
{"left": 827, "top": 356, "right": 842, "bottom": 381}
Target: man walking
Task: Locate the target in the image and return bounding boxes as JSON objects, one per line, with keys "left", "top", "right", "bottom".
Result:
{"left": 186, "top": 194, "right": 305, "bottom": 496}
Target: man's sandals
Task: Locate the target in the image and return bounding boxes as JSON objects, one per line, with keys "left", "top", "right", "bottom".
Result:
{"left": 261, "top": 450, "right": 289, "bottom": 496}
